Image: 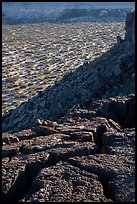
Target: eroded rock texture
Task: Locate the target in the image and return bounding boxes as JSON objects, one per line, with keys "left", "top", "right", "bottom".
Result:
{"left": 2, "top": 10, "right": 135, "bottom": 202}
{"left": 124, "top": 9, "right": 135, "bottom": 44}
{"left": 2, "top": 94, "right": 135, "bottom": 202}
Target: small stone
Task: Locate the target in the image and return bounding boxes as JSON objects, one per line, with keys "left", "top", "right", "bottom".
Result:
{"left": 113, "top": 65, "right": 122, "bottom": 76}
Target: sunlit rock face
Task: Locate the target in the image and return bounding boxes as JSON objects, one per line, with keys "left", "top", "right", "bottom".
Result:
{"left": 124, "top": 10, "right": 135, "bottom": 44}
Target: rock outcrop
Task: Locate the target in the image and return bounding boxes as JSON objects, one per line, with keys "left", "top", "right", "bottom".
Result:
{"left": 2, "top": 95, "right": 135, "bottom": 202}
{"left": 2, "top": 10, "right": 135, "bottom": 202}
{"left": 124, "top": 10, "right": 135, "bottom": 44}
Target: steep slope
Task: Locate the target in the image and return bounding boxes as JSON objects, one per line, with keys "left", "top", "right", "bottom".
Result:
{"left": 2, "top": 10, "right": 135, "bottom": 133}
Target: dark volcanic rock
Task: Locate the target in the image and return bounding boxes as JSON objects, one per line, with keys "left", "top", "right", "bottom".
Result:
{"left": 49, "top": 142, "right": 98, "bottom": 163}
{"left": 107, "top": 173, "right": 135, "bottom": 202}
{"left": 96, "top": 94, "right": 135, "bottom": 127}
{"left": 20, "top": 161, "right": 112, "bottom": 202}
{"left": 31, "top": 125, "right": 58, "bottom": 136}
{"left": 2, "top": 133, "right": 19, "bottom": 144}
{"left": 2, "top": 133, "right": 66, "bottom": 157}
{"left": 68, "top": 154, "right": 134, "bottom": 182}
{"left": 2, "top": 129, "right": 36, "bottom": 143}
{"left": 2, "top": 9, "right": 135, "bottom": 203}
{"left": 124, "top": 96, "right": 135, "bottom": 128}
{"left": 2, "top": 152, "right": 50, "bottom": 202}
{"left": 124, "top": 10, "right": 135, "bottom": 44}
{"left": 2, "top": 109, "right": 135, "bottom": 202}
{"left": 102, "top": 130, "right": 135, "bottom": 156}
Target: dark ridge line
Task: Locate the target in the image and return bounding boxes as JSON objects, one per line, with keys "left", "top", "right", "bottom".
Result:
{"left": 2, "top": 8, "right": 130, "bottom": 25}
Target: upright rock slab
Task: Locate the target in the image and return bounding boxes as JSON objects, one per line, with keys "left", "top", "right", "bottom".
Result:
{"left": 124, "top": 10, "right": 135, "bottom": 44}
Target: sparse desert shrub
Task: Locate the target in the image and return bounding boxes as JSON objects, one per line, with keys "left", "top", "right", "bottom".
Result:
{"left": 20, "top": 83, "right": 27, "bottom": 88}
{"left": 31, "top": 91, "right": 37, "bottom": 95}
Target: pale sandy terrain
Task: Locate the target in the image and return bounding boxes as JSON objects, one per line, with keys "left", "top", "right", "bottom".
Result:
{"left": 2, "top": 22, "right": 125, "bottom": 115}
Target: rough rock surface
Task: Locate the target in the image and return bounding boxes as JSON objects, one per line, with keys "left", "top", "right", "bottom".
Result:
{"left": 124, "top": 10, "right": 135, "bottom": 44}
{"left": 2, "top": 99, "right": 135, "bottom": 202}
{"left": 2, "top": 10, "right": 135, "bottom": 202}
{"left": 20, "top": 161, "right": 112, "bottom": 202}
{"left": 96, "top": 94, "right": 135, "bottom": 127}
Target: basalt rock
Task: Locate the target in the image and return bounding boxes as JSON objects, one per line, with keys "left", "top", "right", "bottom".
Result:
{"left": 2, "top": 10, "right": 135, "bottom": 203}
{"left": 20, "top": 161, "right": 112, "bottom": 202}
{"left": 124, "top": 10, "right": 135, "bottom": 44}
{"left": 96, "top": 94, "right": 135, "bottom": 127}
{"left": 2, "top": 99, "right": 135, "bottom": 202}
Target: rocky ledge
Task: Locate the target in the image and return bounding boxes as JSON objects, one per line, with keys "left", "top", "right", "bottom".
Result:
{"left": 2, "top": 94, "right": 135, "bottom": 202}
{"left": 2, "top": 10, "right": 135, "bottom": 202}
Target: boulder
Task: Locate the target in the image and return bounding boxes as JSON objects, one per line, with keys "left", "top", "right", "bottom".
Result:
{"left": 20, "top": 161, "right": 112, "bottom": 202}
{"left": 96, "top": 95, "right": 135, "bottom": 128}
